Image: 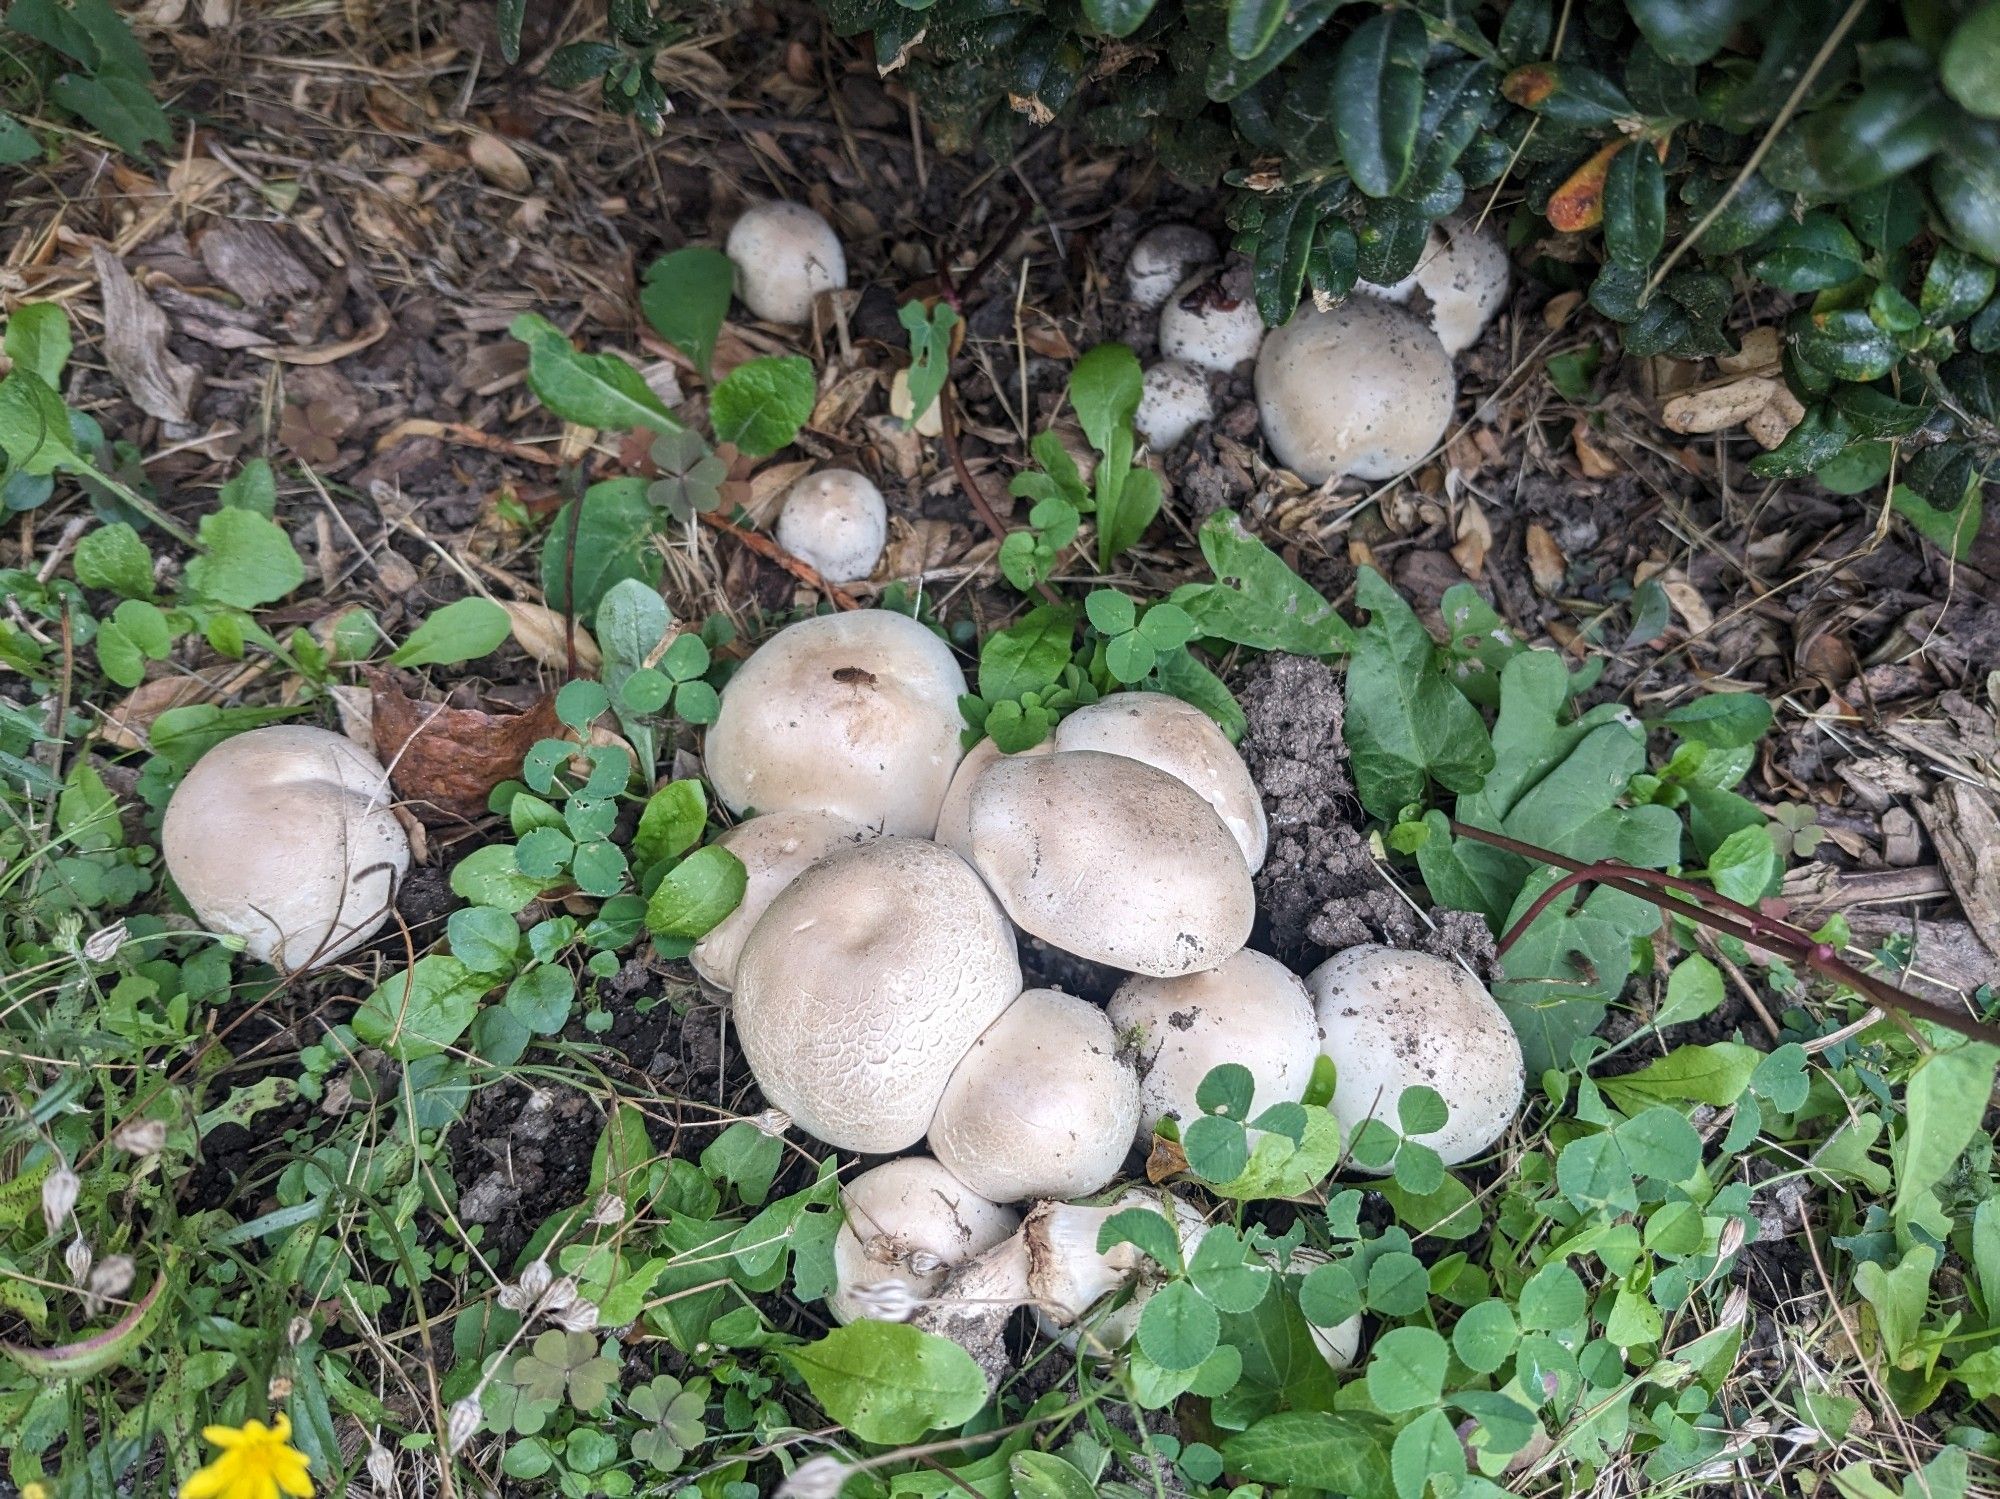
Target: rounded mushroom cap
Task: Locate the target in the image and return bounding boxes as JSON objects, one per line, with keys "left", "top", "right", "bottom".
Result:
{"left": 966, "top": 750, "right": 1254, "bottom": 977}
{"left": 162, "top": 724, "right": 409, "bottom": 971}
{"left": 932, "top": 736, "right": 1054, "bottom": 863}
{"left": 1126, "top": 224, "right": 1218, "bottom": 311}
{"left": 1255, "top": 298, "right": 1456, "bottom": 484}
{"left": 1158, "top": 267, "right": 1265, "bottom": 373}
{"left": 1107, "top": 949, "right": 1321, "bottom": 1136}
{"left": 725, "top": 200, "right": 847, "bottom": 325}
{"left": 829, "top": 1156, "right": 1017, "bottom": 1324}
{"left": 1135, "top": 359, "right": 1214, "bottom": 452}
{"left": 734, "top": 837, "right": 1021, "bottom": 1152}
{"left": 1305, "top": 944, "right": 1524, "bottom": 1167}
{"left": 1413, "top": 215, "right": 1510, "bottom": 356}
{"left": 704, "top": 609, "right": 968, "bottom": 836}
{"left": 775, "top": 469, "right": 888, "bottom": 585}
{"left": 688, "top": 810, "right": 873, "bottom": 991}
{"left": 1052, "top": 691, "right": 1268, "bottom": 871}
{"left": 928, "top": 988, "right": 1141, "bottom": 1203}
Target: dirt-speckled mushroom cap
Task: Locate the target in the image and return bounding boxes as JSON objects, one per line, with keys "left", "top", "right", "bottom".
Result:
{"left": 1107, "top": 949, "right": 1321, "bottom": 1136}
{"left": 688, "top": 811, "right": 873, "bottom": 991}
{"left": 162, "top": 724, "right": 409, "bottom": 971}
{"left": 933, "top": 737, "right": 1054, "bottom": 863}
{"left": 966, "top": 750, "right": 1254, "bottom": 977}
{"left": 1255, "top": 298, "right": 1456, "bottom": 484}
{"left": 829, "top": 1156, "right": 1017, "bottom": 1324}
{"left": 1135, "top": 359, "right": 1214, "bottom": 452}
{"left": 1052, "top": 691, "right": 1269, "bottom": 871}
{"left": 775, "top": 469, "right": 888, "bottom": 584}
{"left": 1126, "top": 224, "right": 1218, "bottom": 311}
{"left": 1412, "top": 216, "right": 1510, "bottom": 356}
{"left": 1158, "top": 267, "right": 1265, "bottom": 373}
{"left": 704, "top": 609, "right": 967, "bottom": 836}
{"left": 1306, "top": 944, "right": 1524, "bottom": 1167}
{"left": 725, "top": 200, "right": 847, "bottom": 325}
{"left": 928, "top": 988, "right": 1141, "bottom": 1202}
{"left": 733, "top": 837, "right": 1021, "bottom": 1152}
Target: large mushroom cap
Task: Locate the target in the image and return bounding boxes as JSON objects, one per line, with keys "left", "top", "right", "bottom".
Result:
{"left": 775, "top": 469, "right": 887, "bottom": 585}
{"left": 928, "top": 988, "right": 1141, "bottom": 1202}
{"left": 1107, "top": 949, "right": 1321, "bottom": 1136}
{"left": 932, "top": 736, "right": 1054, "bottom": 863}
{"left": 1306, "top": 944, "right": 1524, "bottom": 1167}
{"left": 1126, "top": 224, "right": 1218, "bottom": 311}
{"left": 725, "top": 200, "right": 847, "bottom": 325}
{"left": 688, "top": 810, "right": 873, "bottom": 991}
{"left": 704, "top": 609, "right": 968, "bottom": 836}
{"left": 1158, "top": 266, "right": 1265, "bottom": 373}
{"left": 1255, "top": 297, "right": 1456, "bottom": 484}
{"left": 162, "top": 724, "right": 409, "bottom": 971}
{"left": 1052, "top": 691, "right": 1268, "bottom": 871}
{"left": 733, "top": 837, "right": 1021, "bottom": 1152}
{"left": 1412, "top": 215, "right": 1510, "bottom": 356}
{"left": 829, "top": 1156, "right": 1017, "bottom": 1324}
{"left": 966, "top": 750, "right": 1254, "bottom": 977}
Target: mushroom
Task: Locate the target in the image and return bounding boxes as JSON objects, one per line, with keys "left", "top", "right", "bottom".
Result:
{"left": 1255, "top": 297, "right": 1456, "bottom": 484}
{"left": 774, "top": 469, "right": 888, "bottom": 585}
{"left": 1134, "top": 359, "right": 1214, "bottom": 452}
{"left": 1404, "top": 216, "right": 1510, "bottom": 356}
{"left": 1106, "top": 949, "right": 1321, "bottom": 1137}
{"left": 927, "top": 988, "right": 1141, "bottom": 1202}
{"left": 1158, "top": 266, "right": 1265, "bottom": 373}
{"left": 162, "top": 724, "right": 409, "bottom": 971}
{"left": 688, "top": 810, "right": 873, "bottom": 991}
{"left": 732, "top": 837, "right": 1021, "bottom": 1152}
{"left": 828, "top": 1156, "right": 1018, "bottom": 1324}
{"left": 1305, "top": 944, "right": 1524, "bottom": 1167}
{"left": 703, "top": 609, "right": 968, "bottom": 837}
{"left": 1125, "top": 224, "right": 1218, "bottom": 311}
{"left": 1052, "top": 691, "right": 1268, "bottom": 871}
{"left": 965, "top": 750, "right": 1254, "bottom": 977}
{"left": 932, "top": 736, "right": 1053, "bottom": 863}
{"left": 725, "top": 200, "right": 847, "bottom": 325}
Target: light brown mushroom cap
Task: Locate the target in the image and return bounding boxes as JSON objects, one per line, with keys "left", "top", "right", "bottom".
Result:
{"left": 1412, "top": 215, "right": 1510, "bottom": 356}
{"left": 927, "top": 988, "right": 1141, "bottom": 1203}
{"left": 1126, "top": 224, "right": 1218, "bottom": 311}
{"left": 775, "top": 469, "right": 888, "bottom": 585}
{"left": 829, "top": 1156, "right": 1018, "bottom": 1324}
{"left": 1052, "top": 691, "right": 1268, "bottom": 871}
{"left": 932, "top": 736, "right": 1054, "bottom": 863}
{"left": 966, "top": 750, "right": 1254, "bottom": 977}
{"left": 162, "top": 724, "right": 409, "bottom": 971}
{"left": 1135, "top": 359, "right": 1214, "bottom": 452}
{"left": 1255, "top": 298, "right": 1456, "bottom": 484}
{"left": 704, "top": 609, "right": 968, "bottom": 836}
{"left": 1158, "top": 268, "right": 1265, "bottom": 373}
{"left": 1107, "top": 949, "right": 1321, "bottom": 1136}
{"left": 1306, "top": 943, "right": 1524, "bottom": 1167}
{"left": 725, "top": 200, "right": 847, "bottom": 325}
{"left": 733, "top": 837, "right": 1021, "bottom": 1152}
{"left": 688, "top": 810, "right": 873, "bottom": 991}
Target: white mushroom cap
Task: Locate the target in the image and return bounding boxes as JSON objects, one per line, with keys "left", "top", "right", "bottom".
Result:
{"left": 162, "top": 725, "right": 409, "bottom": 971}
{"left": 965, "top": 750, "right": 1254, "bottom": 977}
{"left": 1306, "top": 944, "right": 1524, "bottom": 1168}
{"left": 1134, "top": 359, "right": 1214, "bottom": 452}
{"left": 829, "top": 1156, "right": 1018, "bottom": 1324}
{"left": 1126, "top": 224, "right": 1218, "bottom": 311}
{"left": 932, "top": 736, "right": 1054, "bottom": 863}
{"left": 1255, "top": 297, "right": 1456, "bottom": 484}
{"left": 775, "top": 469, "right": 888, "bottom": 585}
{"left": 1107, "top": 949, "right": 1321, "bottom": 1136}
{"left": 733, "top": 837, "right": 1021, "bottom": 1153}
{"left": 1411, "top": 215, "right": 1510, "bottom": 356}
{"left": 688, "top": 810, "right": 873, "bottom": 991}
{"left": 704, "top": 609, "right": 968, "bottom": 837}
{"left": 1158, "top": 267, "right": 1265, "bottom": 373}
{"left": 1052, "top": 691, "right": 1268, "bottom": 871}
{"left": 927, "top": 988, "right": 1141, "bottom": 1203}
{"left": 725, "top": 200, "right": 847, "bottom": 325}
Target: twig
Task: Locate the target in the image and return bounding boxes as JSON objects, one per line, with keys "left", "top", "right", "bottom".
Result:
{"left": 698, "top": 509, "right": 861, "bottom": 609}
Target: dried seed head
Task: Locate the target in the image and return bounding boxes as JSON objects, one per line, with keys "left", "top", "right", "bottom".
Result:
{"left": 446, "top": 1395, "right": 482, "bottom": 1455}
{"left": 586, "top": 1191, "right": 626, "bottom": 1227}
{"left": 500, "top": 1258, "right": 553, "bottom": 1311}
{"left": 1717, "top": 1215, "right": 1747, "bottom": 1260}
{"left": 84, "top": 920, "right": 129, "bottom": 962}
{"left": 42, "top": 1165, "right": 79, "bottom": 1236}
{"left": 88, "top": 1255, "right": 134, "bottom": 1299}
{"left": 778, "top": 1456, "right": 849, "bottom": 1499}
{"left": 750, "top": 1108, "right": 792, "bottom": 1139}
{"left": 267, "top": 1374, "right": 294, "bottom": 1402}
{"left": 288, "top": 1315, "right": 314, "bottom": 1347}
{"left": 848, "top": 1276, "right": 922, "bottom": 1323}
{"left": 366, "top": 1439, "right": 397, "bottom": 1494}
{"left": 65, "top": 1236, "right": 92, "bottom": 1286}
{"left": 539, "top": 1276, "right": 578, "bottom": 1315}
{"left": 549, "top": 1299, "right": 600, "bottom": 1334}
{"left": 112, "top": 1118, "right": 168, "bottom": 1156}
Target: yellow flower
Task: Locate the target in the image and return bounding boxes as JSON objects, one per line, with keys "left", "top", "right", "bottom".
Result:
{"left": 21, "top": 1483, "right": 50, "bottom": 1499}
{"left": 181, "top": 1413, "right": 313, "bottom": 1499}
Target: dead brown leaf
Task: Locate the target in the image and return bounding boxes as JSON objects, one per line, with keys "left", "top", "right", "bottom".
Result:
{"left": 1915, "top": 782, "right": 2000, "bottom": 960}
{"left": 1717, "top": 325, "right": 1783, "bottom": 375}
{"left": 503, "top": 601, "right": 602, "bottom": 673}
{"left": 467, "top": 131, "right": 532, "bottom": 192}
{"left": 1662, "top": 377, "right": 1781, "bottom": 435}
{"left": 1525, "top": 523, "right": 1566, "bottom": 596}
{"left": 1144, "top": 1133, "right": 1188, "bottom": 1185}
{"left": 371, "top": 675, "right": 561, "bottom": 822}
{"left": 98, "top": 676, "right": 219, "bottom": 750}
{"left": 1449, "top": 494, "right": 1492, "bottom": 579}
{"left": 93, "top": 247, "right": 199, "bottom": 423}
{"left": 1747, "top": 387, "right": 1805, "bottom": 450}
{"left": 1571, "top": 422, "right": 1620, "bottom": 478}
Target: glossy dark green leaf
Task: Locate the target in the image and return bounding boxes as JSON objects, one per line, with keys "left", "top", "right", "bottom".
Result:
{"left": 1588, "top": 262, "right": 1647, "bottom": 324}
{"left": 1942, "top": 0, "right": 2000, "bottom": 118}
{"left": 1625, "top": 0, "right": 1766, "bottom": 66}
{"left": 1684, "top": 170, "right": 1788, "bottom": 254}
{"left": 1829, "top": 384, "right": 1933, "bottom": 438}
{"left": 1354, "top": 195, "right": 1432, "bottom": 287}
{"left": 1626, "top": 40, "right": 1700, "bottom": 118}
{"left": 1252, "top": 193, "right": 1316, "bottom": 326}
{"left": 1803, "top": 78, "right": 1951, "bottom": 193}
{"left": 1501, "top": 63, "right": 1635, "bottom": 128}
{"left": 1307, "top": 220, "right": 1360, "bottom": 304}
{"left": 1941, "top": 350, "right": 2000, "bottom": 422}
{"left": 1844, "top": 180, "right": 1926, "bottom": 254}
{"left": 1921, "top": 244, "right": 1998, "bottom": 327}
{"left": 1903, "top": 442, "right": 1979, "bottom": 511}
{"left": 497, "top": 0, "right": 524, "bottom": 61}
{"left": 1790, "top": 306, "right": 1899, "bottom": 382}
{"left": 1080, "top": 0, "right": 1158, "bottom": 37}
{"left": 1496, "top": 0, "right": 1552, "bottom": 64}
{"left": 1747, "top": 214, "right": 1866, "bottom": 293}
{"left": 1602, "top": 143, "right": 1665, "bottom": 268}
{"left": 1333, "top": 9, "right": 1428, "bottom": 198}
{"left": 1747, "top": 403, "right": 1853, "bottom": 478}
{"left": 1931, "top": 135, "right": 2000, "bottom": 262}
{"left": 1226, "top": 0, "right": 1288, "bottom": 59}
{"left": 1206, "top": 0, "right": 1344, "bottom": 101}
{"left": 545, "top": 41, "right": 622, "bottom": 88}
{"left": 1972, "top": 294, "right": 2000, "bottom": 353}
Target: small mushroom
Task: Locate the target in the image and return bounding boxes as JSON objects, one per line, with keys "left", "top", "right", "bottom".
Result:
{"left": 1052, "top": 691, "right": 1268, "bottom": 870}
{"left": 733, "top": 837, "right": 1021, "bottom": 1152}
{"left": 1305, "top": 944, "right": 1524, "bottom": 1167}
{"left": 688, "top": 811, "right": 873, "bottom": 991}
{"left": 828, "top": 1156, "right": 1018, "bottom": 1324}
{"left": 725, "top": 200, "right": 847, "bottom": 325}
{"left": 161, "top": 725, "right": 409, "bottom": 971}
{"left": 932, "top": 736, "right": 1054, "bottom": 863}
{"left": 1413, "top": 215, "right": 1511, "bottom": 356}
{"left": 1158, "top": 266, "right": 1265, "bottom": 373}
{"left": 1106, "top": 949, "right": 1321, "bottom": 1137}
{"left": 1125, "top": 224, "right": 1218, "bottom": 311}
{"left": 965, "top": 750, "right": 1254, "bottom": 977}
{"left": 1255, "top": 297, "right": 1456, "bottom": 484}
{"left": 928, "top": 988, "right": 1141, "bottom": 1202}
{"left": 704, "top": 609, "right": 968, "bottom": 836}
{"left": 774, "top": 469, "right": 888, "bottom": 585}
{"left": 1134, "top": 359, "right": 1214, "bottom": 452}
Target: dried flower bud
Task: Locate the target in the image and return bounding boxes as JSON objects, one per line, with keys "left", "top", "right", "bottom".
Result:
{"left": 750, "top": 1108, "right": 792, "bottom": 1139}
{"left": 84, "top": 920, "right": 129, "bottom": 962}
{"left": 586, "top": 1192, "right": 626, "bottom": 1227}
{"left": 367, "top": 1439, "right": 397, "bottom": 1495}
{"left": 778, "top": 1456, "right": 849, "bottom": 1499}
{"left": 267, "top": 1374, "right": 294, "bottom": 1402}
{"left": 549, "top": 1299, "right": 600, "bottom": 1334}
{"left": 501, "top": 1258, "right": 553, "bottom": 1311}
{"left": 446, "top": 1395, "right": 482, "bottom": 1455}
{"left": 288, "top": 1315, "right": 314, "bottom": 1347}
{"left": 42, "top": 1165, "right": 79, "bottom": 1236}
{"left": 1717, "top": 1215, "right": 1747, "bottom": 1260}
{"left": 88, "top": 1255, "right": 135, "bottom": 1300}
{"left": 65, "top": 1236, "right": 92, "bottom": 1286}
{"left": 848, "top": 1276, "right": 921, "bottom": 1323}
{"left": 112, "top": 1118, "right": 168, "bottom": 1156}
{"left": 905, "top": 1249, "right": 945, "bottom": 1278}
{"left": 539, "top": 1276, "right": 578, "bottom": 1314}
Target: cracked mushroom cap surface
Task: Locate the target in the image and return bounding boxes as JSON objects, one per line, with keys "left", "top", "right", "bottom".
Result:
{"left": 688, "top": 810, "right": 874, "bottom": 991}
{"left": 733, "top": 837, "right": 1022, "bottom": 1152}
{"left": 829, "top": 1155, "right": 1017, "bottom": 1324}
{"left": 774, "top": 469, "right": 888, "bottom": 585}
{"left": 724, "top": 199, "right": 847, "bottom": 325}
{"left": 965, "top": 749, "right": 1254, "bottom": 977}
{"left": 162, "top": 724, "right": 409, "bottom": 971}
{"left": 704, "top": 609, "right": 968, "bottom": 836}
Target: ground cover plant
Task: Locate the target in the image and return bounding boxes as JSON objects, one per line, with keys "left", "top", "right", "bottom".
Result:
{"left": 2, "top": 1, "right": 2000, "bottom": 1497}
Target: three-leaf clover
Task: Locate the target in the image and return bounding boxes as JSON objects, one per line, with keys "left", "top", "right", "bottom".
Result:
{"left": 647, "top": 429, "right": 728, "bottom": 524}
{"left": 616, "top": 631, "right": 720, "bottom": 724}
{"left": 628, "top": 1374, "right": 705, "bottom": 1471}
{"left": 512, "top": 1329, "right": 620, "bottom": 1412}
{"left": 1086, "top": 590, "right": 1199, "bottom": 684}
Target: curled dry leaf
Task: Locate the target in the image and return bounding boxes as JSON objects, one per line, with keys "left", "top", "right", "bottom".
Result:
{"left": 1571, "top": 421, "right": 1620, "bottom": 478}
{"left": 327, "top": 683, "right": 375, "bottom": 751}
{"left": 502, "top": 601, "right": 602, "bottom": 672}
{"left": 1662, "top": 377, "right": 1782, "bottom": 435}
{"left": 1746, "top": 386, "right": 1806, "bottom": 450}
{"left": 370, "top": 673, "right": 561, "bottom": 822}
{"left": 1450, "top": 494, "right": 1493, "bottom": 579}
{"left": 467, "top": 132, "right": 532, "bottom": 193}
{"left": 1525, "top": 523, "right": 1567, "bottom": 596}
{"left": 1717, "top": 325, "right": 1784, "bottom": 376}
{"left": 92, "top": 248, "right": 199, "bottom": 424}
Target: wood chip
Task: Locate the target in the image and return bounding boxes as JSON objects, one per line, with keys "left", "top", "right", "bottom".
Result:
{"left": 1914, "top": 782, "right": 2000, "bottom": 960}
{"left": 196, "top": 221, "right": 319, "bottom": 308}
{"left": 1662, "top": 377, "right": 1781, "bottom": 435}
{"left": 371, "top": 676, "right": 561, "bottom": 823}
{"left": 467, "top": 131, "right": 532, "bottom": 192}
{"left": 92, "top": 247, "right": 198, "bottom": 423}
{"left": 1525, "top": 523, "right": 1566, "bottom": 596}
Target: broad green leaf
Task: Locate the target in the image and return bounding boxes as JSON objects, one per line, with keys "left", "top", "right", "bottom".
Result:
{"left": 50, "top": 74, "right": 171, "bottom": 158}
{"left": 1598, "top": 1043, "right": 1760, "bottom": 1112}
{"left": 0, "top": 113, "right": 36, "bottom": 165}
{"left": 1221, "top": 1411, "right": 1392, "bottom": 1496}
{"left": 1747, "top": 214, "right": 1865, "bottom": 292}
{"left": 4, "top": 303, "right": 70, "bottom": 385}
{"left": 783, "top": 1322, "right": 986, "bottom": 1444}
{"left": 1332, "top": 10, "right": 1427, "bottom": 198}
{"left": 0, "top": 369, "right": 80, "bottom": 476}
{"left": 1206, "top": 0, "right": 1342, "bottom": 100}
{"left": 73, "top": 522, "right": 152, "bottom": 597}
{"left": 510, "top": 311, "right": 678, "bottom": 435}
{"left": 1169, "top": 510, "right": 1355, "bottom": 655}
{"left": 1010, "top": 1452, "right": 1098, "bottom": 1499}
{"left": 1227, "top": 0, "right": 1288, "bottom": 59}
{"left": 351, "top": 956, "right": 489, "bottom": 1060}
{"left": 1069, "top": 343, "right": 1143, "bottom": 455}
{"left": 1890, "top": 481, "right": 1984, "bottom": 562}
{"left": 897, "top": 299, "right": 959, "bottom": 429}
{"left": 1602, "top": 144, "right": 1665, "bottom": 269}
{"left": 1391, "top": 1407, "right": 1466, "bottom": 1499}
{"left": 1894, "top": 1041, "right": 2000, "bottom": 1219}
{"left": 183, "top": 508, "right": 303, "bottom": 608}
{"left": 1626, "top": 0, "right": 1766, "bottom": 66}
{"left": 1080, "top": 0, "right": 1158, "bottom": 37}
{"left": 1657, "top": 954, "right": 1724, "bottom": 1029}
{"left": 542, "top": 477, "right": 663, "bottom": 621}
{"left": 1804, "top": 78, "right": 1951, "bottom": 195}
{"left": 644, "top": 844, "right": 746, "bottom": 939}
{"left": 1656, "top": 692, "right": 1773, "bottom": 749}
{"left": 977, "top": 603, "right": 1076, "bottom": 701}
{"left": 1942, "top": 1, "right": 2000, "bottom": 118}
{"left": 640, "top": 247, "right": 734, "bottom": 380}
{"left": 389, "top": 597, "right": 511, "bottom": 668}
{"left": 1137, "top": 1279, "right": 1220, "bottom": 1370}
{"left": 710, "top": 355, "right": 815, "bottom": 457}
